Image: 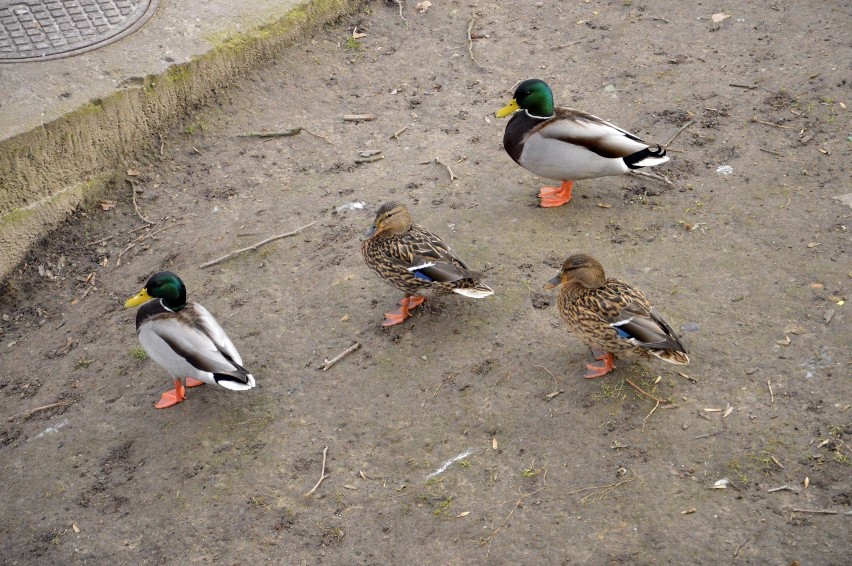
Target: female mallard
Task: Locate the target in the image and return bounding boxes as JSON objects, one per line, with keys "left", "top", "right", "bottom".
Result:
{"left": 544, "top": 254, "right": 688, "bottom": 378}
{"left": 496, "top": 79, "right": 669, "bottom": 207}
{"left": 124, "top": 271, "right": 256, "bottom": 409}
{"left": 360, "top": 202, "right": 493, "bottom": 327}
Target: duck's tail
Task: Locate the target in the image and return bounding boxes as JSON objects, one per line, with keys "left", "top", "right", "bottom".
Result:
{"left": 453, "top": 283, "right": 494, "bottom": 299}
{"left": 624, "top": 144, "right": 669, "bottom": 169}
{"left": 213, "top": 366, "right": 256, "bottom": 391}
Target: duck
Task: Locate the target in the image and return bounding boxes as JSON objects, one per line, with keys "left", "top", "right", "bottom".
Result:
{"left": 124, "top": 271, "right": 256, "bottom": 409}
{"left": 495, "top": 79, "right": 669, "bottom": 207}
{"left": 544, "top": 254, "right": 688, "bottom": 379}
{"left": 360, "top": 202, "right": 493, "bottom": 327}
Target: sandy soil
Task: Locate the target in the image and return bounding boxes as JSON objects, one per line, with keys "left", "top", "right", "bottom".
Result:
{"left": 1, "top": 1, "right": 850, "bottom": 563}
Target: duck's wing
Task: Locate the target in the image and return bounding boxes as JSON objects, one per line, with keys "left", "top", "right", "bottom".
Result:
{"left": 606, "top": 295, "right": 687, "bottom": 352}
{"left": 399, "top": 226, "right": 480, "bottom": 284}
{"left": 534, "top": 108, "right": 651, "bottom": 159}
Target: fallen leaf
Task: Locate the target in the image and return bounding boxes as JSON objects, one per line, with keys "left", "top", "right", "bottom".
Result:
{"left": 72, "top": 522, "right": 80, "bottom": 533}
{"left": 776, "top": 335, "right": 791, "bottom": 346}
{"left": 810, "top": 282, "right": 824, "bottom": 289}
{"left": 785, "top": 324, "right": 807, "bottom": 335}
{"left": 415, "top": 0, "right": 431, "bottom": 13}
{"left": 723, "top": 407, "right": 734, "bottom": 418}
{"left": 597, "top": 203, "right": 612, "bottom": 209}
{"left": 711, "top": 12, "right": 731, "bottom": 23}
{"left": 803, "top": 477, "right": 809, "bottom": 489}
{"left": 492, "top": 437, "right": 498, "bottom": 450}
{"left": 456, "top": 511, "right": 470, "bottom": 518}
{"left": 343, "top": 484, "right": 358, "bottom": 490}
{"left": 126, "top": 168, "right": 141, "bottom": 177}
{"left": 824, "top": 309, "right": 835, "bottom": 324}
{"left": 840, "top": 102, "right": 847, "bottom": 109}
{"left": 99, "top": 200, "right": 116, "bottom": 211}
{"left": 359, "top": 470, "right": 370, "bottom": 480}
{"left": 681, "top": 508, "right": 697, "bottom": 515}
{"left": 352, "top": 28, "right": 367, "bottom": 39}
{"left": 807, "top": 242, "right": 821, "bottom": 248}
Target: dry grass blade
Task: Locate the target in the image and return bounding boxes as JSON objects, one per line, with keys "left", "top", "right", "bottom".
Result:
{"left": 466, "top": 15, "right": 484, "bottom": 69}
{"left": 199, "top": 221, "right": 316, "bottom": 268}
{"left": 480, "top": 470, "right": 547, "bottom": 556}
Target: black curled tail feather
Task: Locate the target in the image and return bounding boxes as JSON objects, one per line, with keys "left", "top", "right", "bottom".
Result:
{"left": 624, "top": 144, "right": 669, "bottom": 170}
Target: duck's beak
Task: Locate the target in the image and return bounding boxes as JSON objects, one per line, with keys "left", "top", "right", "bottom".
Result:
{"left": 543, "top": 273, "right": 564, "bottom": 290}
{"left": 359, "top": 224, "right": 378, "bottom": 241}
{"left": 124, "top": 288, "right": 152, "bottom": 308}
{"left": 495, "top": 99, "right": 520, "bottom": 118}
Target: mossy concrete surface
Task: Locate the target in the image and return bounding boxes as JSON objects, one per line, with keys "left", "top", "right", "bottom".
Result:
{"left": 0, "top": 0, "right": 362, "bottom": 279}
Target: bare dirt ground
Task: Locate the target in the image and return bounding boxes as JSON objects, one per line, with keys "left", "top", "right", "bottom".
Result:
{"left": 1, "top": 1, "right": 850, "bottom": 563}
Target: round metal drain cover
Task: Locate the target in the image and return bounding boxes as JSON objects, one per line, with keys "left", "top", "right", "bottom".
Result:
{"left": 0, "top": 0, "right": 159, "bottom": 63}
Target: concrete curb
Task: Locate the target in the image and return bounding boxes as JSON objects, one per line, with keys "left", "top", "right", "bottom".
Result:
{"left": 0, "top": 0, "right": 363, "bottom": 280}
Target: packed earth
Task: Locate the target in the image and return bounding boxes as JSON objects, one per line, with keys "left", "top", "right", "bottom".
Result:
{"left": 1, "top": 1, "right": 849, "bottom": 563}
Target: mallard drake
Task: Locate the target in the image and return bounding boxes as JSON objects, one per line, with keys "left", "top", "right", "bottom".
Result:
{"left": 496, "top": 79, "right": 669, "bottom": 207}
{"left": 124, "top": 271, "right": 256, "bottom": 409}
{"left": 360, "top": 202, "right": 493, "bottom": 326}
{"left": 545, "top": 254, "right": 688, "bottom": 378}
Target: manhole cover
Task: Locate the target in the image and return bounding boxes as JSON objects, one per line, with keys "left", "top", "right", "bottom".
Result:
{"left": 0, "top": 0, "right": 159, "bottom": 63}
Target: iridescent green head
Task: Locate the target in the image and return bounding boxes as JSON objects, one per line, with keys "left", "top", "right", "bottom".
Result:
{"left": 495, "top": 79, "right": 555, "bottom": 119}
{"left": 124, "top": 271, "right": 187, "bottom": 310}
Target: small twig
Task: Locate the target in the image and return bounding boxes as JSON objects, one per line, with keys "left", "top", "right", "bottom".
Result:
{"left": 393, "top": 0, "right": 406, "bottom": 21}
{"left": 628, "top": 169, "right": 673, "bottom": 187}
{"left": 321, "top": 343, "right": 360, "bottom": 371}
{"left": 343, "top": 114, "right": 375, "bottom": 122}
{"left": 238, "top": 127, "right": 302, "bottom": 139}
{"left": 642, "top": 400, "right": 660, "bottom": 431}
{"left": 694, "top": 431, "right": 723, "bottom": 440}
{"left": 466, "top": 15, "right": 484, "bottom": 69}
{"left": 354, "top": 154, "right": 384, "bottom": 164}
{"left": 676, "top": 370, "right": 697, "bottom": 383}
{"left": 733, "top": 535, "right": 750, "bottom": 558}
{"left": 664, "top": 120, "right": 694, "bottom": 148}
{"left": 304, "top": 446, "right": 330, "bottom": 496}
{"left": 550, "top": 37, "right": 589, "bottom": 51}
{"left": 85, "top": 235, "right": 113, "bottom": 247}
{"left": 767, "top": 379, "right": 774, "bottom": 403}
{"left": 303, "top": 128, "right": 333, "bottom": 144}
{"left": 128, "top": 180, "right": 155, "bottom": 225}
{"left": 533, "top": 365, "right": 563, "bottom": 400}
{"left": 434, "top": 157, "right": 457, "bottom": 182}
{"left": 791, "top": 508, "right": 838, "bottom": 515}
{"left": 199, "top": 221, "right": 316, "bottom": 268}
{"left": 767, "top": 484, "right": 791, "bottom": 493}
{"left": 390, "top": 125, "right": 408, "bottom": 144}
{"left": 625, "top": 377, "right": 668, "bottom": 404}
{"left": 750, "top": 116, "right": 796, "bottom": 129}
{"left": 7, "top": 401, "right": 73, "bottom": 421}
{"left": 639, "top": 16, "right": 669, "bottom": 23}
{"left": 759, "top": 147, "right": 782, "bottom": 157}
{"left": 730, "top": 83, "right": 758, "bottom": 90}
{"left": 565, "top": 469, "right": 640, "bottom": 504}
{"left": 116, "top": 221, "right": 175, "bottom": 266}
{"left": 480, "top": 470, "right": 547, "bottom": 551}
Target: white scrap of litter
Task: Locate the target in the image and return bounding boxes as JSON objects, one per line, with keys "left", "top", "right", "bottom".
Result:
{"left": 336, "top": 202, "right": 366, "bottom": 213}
{"left": 426, "top": 448, "right": 473, "bottom": 479}
{"left": 712, "top": 478, "right": 730, "bottom": 489}
{"left": 716, "top": 165, "right": 734, "bottom": 175}
{"left": 831, "top": 193, "right": 852, "bottom": 209}
{"left": 35, "top": 419, "right": 69, "bottom": 439}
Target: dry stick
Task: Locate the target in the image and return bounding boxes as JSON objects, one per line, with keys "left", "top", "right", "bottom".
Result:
{"left": 321, "top": 343, "right": 360, "bottom": 371}
{"left": 343, "top": 114, "right": 375, "bottom": 122}
{"left": 533, "top": 365, "right": 563, "bottom": 400}
{"left": 85, "top": 235, "right": 113, "bottom": 247}
{"left": 694, "top": 430, "right": 723, "bottom": 439}
{"left": 664, "top": 120, "right": 694, "bottom": 148}
{"left": 116, "top": 221, "right": 174, "bottom": 266}
{"left": 642, "top": 399, "right": 660, "bottom": 431}
{"left": 767, "top": 379, "right": 774, "bottom": 403}
{"left": 481, "top": 470, "right": 547, "bottom": 551}
{"left": 564, "top": 470, "right": 640, "bottom": 504}
{"left": 390, "top": 125, "right": 408, "bottom": 143}
{"left": 550, "top": 37, "right": 589, "bottom": 50}
{"left": 355, "top": 155, "right": 384, "bottom": 164}
{"left": 7, "top": 400, "right": 73, "bottom": 421}
{"left": 750, "top": 116, "right": 796, "bottom": 129}
{"left": 434, "top": 157, "right": 457, "bottom": 181}
{"left": 733, "top": 535, "right": 750, "bottom": 558}
{"left": 759, "top": 147, "right": 782, "bottom": 156}
{"left": 466, "top": 15, "right": 484, "bottom": 69}
{"left": 238, "top": 127, "right": 302, "bottom": 138}
{"left": 303, "top": 128, "right": 333, "bottom": 144}
{"left": 628, "top": 169, "right": 674, "bottom": 187}
{"left": 304, "top": 446, "right": 330, "bottom": 496}
{"left": 767, "top": 484, "right": 790, "bottom": 493}
{"left": 730, "top": 83, "right": 758, "bottom": 90}
{"left": 199, "top": 221, "right": 316, "bottom": 268}
{"left": 625, "top": 377, "right": 668, "bottom": 404}
{"left": 393, "top": 0, "right": 406, "bottom": 21}
{"left": 676, "top": 370, "right": 697, "bottom": 383}
{"left": 791, "top": 508, "right": 838, "bottom": 515}
{"left": 129, "top": 181, "right": 155, "bottom": 225}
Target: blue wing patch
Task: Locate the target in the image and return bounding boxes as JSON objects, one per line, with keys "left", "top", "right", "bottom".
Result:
{"left": 614, "top": 327, "right": 631, "bottom": 339}
{"left": 413, "top": 271, "right": 434, "bottom": 282}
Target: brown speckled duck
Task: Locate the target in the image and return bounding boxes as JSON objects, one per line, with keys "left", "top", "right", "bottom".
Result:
{"left": 496, "top": 79, "right": 669, "bottom": 207}
{"left": 360, "top": 202, "right": 493, "bottom": 327}
{"left": 544, "top": 254, "right": 688, "bottom": 377}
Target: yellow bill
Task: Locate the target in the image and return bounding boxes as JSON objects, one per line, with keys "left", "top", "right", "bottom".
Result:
{"left": 124, "top": 288, "right": 153, "bottom": 308}
{"left": 495, "top": 99, "right": 520, "bottom": 118}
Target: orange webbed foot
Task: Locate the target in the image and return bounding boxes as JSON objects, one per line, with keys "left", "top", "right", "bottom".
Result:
{"left": 185, "top": 377, "right": 205, "bottom": 388}
{"left": 155, "top": 379, "right": 187, "bottom": 409}
{"left": 382, "top": 296, "right": 426, "bottom": 327}
{"left": 584, "top": 352, "right": 615, "bottom": 379}
{"left": 539, "top": 181, "right": 574, "bottom": 207}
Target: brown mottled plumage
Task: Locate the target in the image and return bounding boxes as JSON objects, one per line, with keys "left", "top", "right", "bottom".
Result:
{"left": 544, "top": 254, "right": 688, "bottom": 378}
{"left": 360, "top": 202, "right": 493, "bottom": 326}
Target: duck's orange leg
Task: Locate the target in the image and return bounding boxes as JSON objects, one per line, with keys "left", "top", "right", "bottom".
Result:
{"left": 185, "top": 378, "right": 205, "bottom": 388}
{"left": 382, "top": 296, "right": 426, "bottom": 327}
{"left": 584, "top": 352, "right": 615, "bottom": 379}
{"left": 155, "top": 379, "right": 187, "bottom": 409}
{"left": 539, "top": 180, "right": 574, "bottom": 207}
